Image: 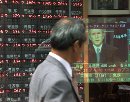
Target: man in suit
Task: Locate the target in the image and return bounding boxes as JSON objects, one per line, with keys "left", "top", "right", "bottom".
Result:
{"left": 88, "top": 29, "right": 120, "bottom": 64}
{"left": 29, "top": 18, "right": 87, "bottom": 102}
{"left": 88, "top": 29, "right": 120, "bottom": 102}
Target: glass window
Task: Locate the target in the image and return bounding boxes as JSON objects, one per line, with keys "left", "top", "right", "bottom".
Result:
{"left": 86, "top": 0, "right": 130, "bottom": 102}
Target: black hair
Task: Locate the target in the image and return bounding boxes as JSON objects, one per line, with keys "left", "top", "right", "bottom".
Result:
{"left": 50, "top": 18, "right": 87, "bottom": 50}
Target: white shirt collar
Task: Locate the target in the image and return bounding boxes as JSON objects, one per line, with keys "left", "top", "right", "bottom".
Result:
{"left": 93, "top": 44, "right": 102, "bottom": 53}
{"left": 49, "top": 52, "right": 72, "bottom": 78}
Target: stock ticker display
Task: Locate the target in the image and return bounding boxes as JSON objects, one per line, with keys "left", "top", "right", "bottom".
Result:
{"left": 0, "top": 0, "right": 83, "bottom": 102}
{"left": 1, "top": 0, "right": 130, "bottom": 102}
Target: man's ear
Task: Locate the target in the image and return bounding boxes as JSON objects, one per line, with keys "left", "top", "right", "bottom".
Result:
{"left": 88, "top": 35, "right": 92, "bottom": 41}
{"left": 72, "top": 40, "right": 80, "bottom": 52}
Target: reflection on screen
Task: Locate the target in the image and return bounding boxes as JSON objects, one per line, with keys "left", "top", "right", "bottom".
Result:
{"left": 85, "top": 16, "right": 130, "bottom": 83}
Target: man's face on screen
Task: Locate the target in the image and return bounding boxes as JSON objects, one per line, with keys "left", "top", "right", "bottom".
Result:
{"left": 89, "top": 29, "right": 105, "bottom": 47}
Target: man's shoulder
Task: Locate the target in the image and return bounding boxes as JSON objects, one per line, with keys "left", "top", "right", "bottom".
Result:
{"left": 36, "top": 61, "right": 70, "bottom": 88}
{"left": 35, "top": 57, "right": 66, "bottom": 77}
{"left": 103, "top": 44, "right": 118, "bottom": 51}
{"left": 88, "top": 43, "right": 93, "bottom": 47}
{"left": 35, "top": 59, "right": 60, "bottom": 75}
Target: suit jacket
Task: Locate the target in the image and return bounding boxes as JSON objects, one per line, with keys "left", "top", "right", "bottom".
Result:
{"left": 88, "top": 43, "right": 120, "bottom": 64}
{"left": 29, "top": 55, "right": 80, "bottom": 102}
{"left": 88, "top": 43, "right": 121, "bottom": 102}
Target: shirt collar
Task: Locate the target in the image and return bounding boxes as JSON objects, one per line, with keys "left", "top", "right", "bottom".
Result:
{"left": 93, "top": 44, "right": 102, "bottom": 53}
{"left": 49, "top": 52, "right": 72, "bottom": 78}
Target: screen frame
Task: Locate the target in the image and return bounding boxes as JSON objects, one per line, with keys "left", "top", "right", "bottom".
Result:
{"left": 88, "top": 0, "right": 130, "bottom": 15}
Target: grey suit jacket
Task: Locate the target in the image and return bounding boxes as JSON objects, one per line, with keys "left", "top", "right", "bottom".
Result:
{"left": 29, "top": 55, "right": 80, "bottom": 102}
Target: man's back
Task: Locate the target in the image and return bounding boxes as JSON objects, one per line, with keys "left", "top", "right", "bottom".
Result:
{"left": 29, "top": 55, "right": 79, "bottom": 102}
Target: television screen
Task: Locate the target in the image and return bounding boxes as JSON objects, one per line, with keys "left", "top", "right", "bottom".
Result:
{"left": 85, "top": 16, "right": 130, "bottom": 83}
{"left": 86, "top": 16, "right": 130, "bottom": 102}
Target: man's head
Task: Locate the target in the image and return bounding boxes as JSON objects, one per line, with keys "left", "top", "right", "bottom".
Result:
{"left": 89, "top": 29, "right": 105, "bottom": 47}
{"left": 50, "top": 18, "right": 87, "bottom": 63}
